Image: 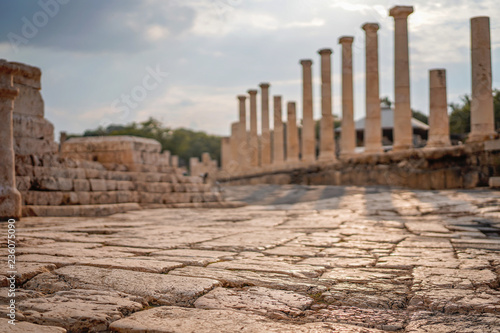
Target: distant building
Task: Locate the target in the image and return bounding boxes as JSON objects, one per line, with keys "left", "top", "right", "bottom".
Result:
{"left": 336, "top": 105, "right": 429, "bottom": 152}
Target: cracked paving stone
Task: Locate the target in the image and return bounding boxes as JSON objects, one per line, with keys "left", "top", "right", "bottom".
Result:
{"left": 208, "top": 258, "right": 325, "bottom": 278}
{"left": 169, "top": 266, "right": 327, "bottom": 294}
{"left": 194, "top": 286, "right": 314, "bottom": 319}
{"left": 108, "top": 306, "right": 386, "bottom": 333}
{"left": 53, "top": 265, "right": 220, "bottom": 305}
{"left": 7, "top": 262, "right": 57, "bottom": 284}
{"left": 263, "top": 245, "right": 321, "bottom": 257}
{"left": 300, "top": 257, "right": 375, "bottom": 268}
{"left": 77, "top": 257, "right": 183, "bottom": 273}
{"left": 309, "top": 305, "right": 409, "bottom": 331}
{"left": 321, "top": 282, "right": 410, "bottom": 310}
{"left": 194, "top": 230, "right": 302, "bottom": 251}
{"left": 17, "top": 289, "right": 143, "bottom": 332}
{"left": 412, "top": 267, "right": 498, "bottom": 289}
{"left": 320, "top": 267, "right": 411, "bottom": 284}
{"left": 376, "top": 256, "right": 460, "bottom": 269}
{"left": 405, "top": 311, "right": 500, "bottom": 332}
{"left": 0, "top": 318, "right": 66, "bottom": 333}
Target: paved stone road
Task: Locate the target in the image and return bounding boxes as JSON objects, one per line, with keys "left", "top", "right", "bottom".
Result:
{"left": 1, "top": 185, "right": 500, "bottom": 332}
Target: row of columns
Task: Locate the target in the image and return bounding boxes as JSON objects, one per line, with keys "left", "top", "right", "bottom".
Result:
{"left": 221, "top": 9, "right": 497, "bottom": 174}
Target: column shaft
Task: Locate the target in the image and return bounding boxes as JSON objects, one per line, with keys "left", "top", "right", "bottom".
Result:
{"left": 427, "top": 69, "right": 451, "bottom": 148}
{"left": 229, "top": 122, "right": 240, "bottom": 174}
{"left": 237, "top": 95, "right": 249, "bottom": 170}
{"left": 248, "top": 90, "right": 259, "bottom": 167}
{"left": 339, "top": 36, "right": 356, "bottom": 157}
{"left": 362, "top": 23, "right": 383, "bottom": 154}
{"left": 221, "top": 137, "right": 231, "bottom": 170}
{"left": 318, "top": 49, "right": 336, "bottom": 161}
{"left": 300, "top": 60, "right": 315, "bottom": 162}
{"left": 469, "top": 16, "right": 496, "bottom": 141}
{"left": 390, "top": 6, "right": 414, "bottom": 151}
{"left": 260, "top": 83, "right": 271, "bottom": 166}
{"left": 286, "top": 102, "right": 299, "bottom": 162}
{"left": 273, "top": 96, "right": 284, "bottom": 165}
{"left": 0, "top": 61, "right": 21, "bottom": 221}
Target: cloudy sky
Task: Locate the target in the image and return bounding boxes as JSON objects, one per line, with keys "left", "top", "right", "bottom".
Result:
{"left": 1, "top": 0, "right": 499, "bottom": 137}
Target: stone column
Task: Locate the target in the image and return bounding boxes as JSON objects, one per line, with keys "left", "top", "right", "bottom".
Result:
{"left": 300, "top": 59, "right": 315, "bottom": 162}
{"left": 390, "top": 6, "right": 414, "bottom": 151}
{"left": 273, "top": 96, "right": 285, "bottom": 165}
{"left": 338, "top": 36, "right": 356, "bottom": 157}
{"left": 362, "top": 23, "right": 383, "bottom": 154}
{"left": 190, "top": 157, "right": 200, "bottom": 176}
{"left": 171, "top": 155, "right": 179, "bottom": 168}
{"left": 0, "top": 61, "right": 21, "bottom": 221}
{"left": 221, "top": 137, "right": 231, "bottom": 170}
{"left": 259, "top": 83, "right": 271, "bottom": 166}
{"left": 286, "top": 102, "right": 300, "bottom": 162}
{"left": 247, "top": 90, "right": 259, "bottom": 167}
{"left": 229, "top": 121, "right": 240, "bottom": 173}
{"left": 317, "top": 49, "right": 336, "bottom": 162}
{"left": 237, "top": 95, "right": 249, "bottom": 169}
{"left": 427, "top": 69, "right": 451, "bottom": 148}
{"left": 469, "top": 16, "right": 496, "bottom": 142}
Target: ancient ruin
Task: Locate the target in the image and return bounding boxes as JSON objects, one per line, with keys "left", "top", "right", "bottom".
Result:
{"left": 218, "top": 10, "right": 499, "bottom": 190}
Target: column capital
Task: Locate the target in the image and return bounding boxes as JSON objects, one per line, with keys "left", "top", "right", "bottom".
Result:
{"left": 389, "top": 6, "right": 413, "bottom": 18}
{"left": 300, "top": 59, "right": 312, "bottom": 66}
{"left": 338, "top": 36, "right": 354, "bottom": 44}
{"left": 259, "top": 82, "right": 270, "bottom": 89}
{"left": 0, "top": 61, "right": 19, "bottom": 100}
{"left": 318, "top": 48, "right": 333, "bottom": 56}
{"left": 247, "top": 89, "right": 258, "bottom": 95}
{"left": 362, "top": 23, "right": 379, "bottom": 32}
{"left": 237, "top": 95, "right": 247, "bottom": 101}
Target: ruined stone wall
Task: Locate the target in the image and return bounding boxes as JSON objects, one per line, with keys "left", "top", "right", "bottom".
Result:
{"left": 9, "top": 61, "right": 223, "bottom": 217}
{"left": 219, "top": 142, "right": 500, "bottom": 190}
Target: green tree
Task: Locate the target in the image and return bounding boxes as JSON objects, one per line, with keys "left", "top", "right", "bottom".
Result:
{"left": 449, "top": 95, "right": 471, "bottom": 135}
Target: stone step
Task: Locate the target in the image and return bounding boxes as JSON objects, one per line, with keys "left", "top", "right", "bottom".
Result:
{"left": 22, "top": 203, "right": 141, "bottom": 217}
{"left": 139, "top": 192, "right": 222, "bottom": 205}
{"left": 21, "top": 191, "right": 140, "bottom": 206}
{"left": 489, "top": 177, "right": 500, "bottom": 188}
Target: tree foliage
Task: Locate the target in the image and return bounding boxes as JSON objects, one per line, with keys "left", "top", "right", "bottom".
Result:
{"left": 77, "top": 117, "right": 221, "bottom": 167}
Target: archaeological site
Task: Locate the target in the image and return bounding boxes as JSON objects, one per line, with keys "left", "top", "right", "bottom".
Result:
{"left": 0, "top": 2, "right": 499, "bottom": 333}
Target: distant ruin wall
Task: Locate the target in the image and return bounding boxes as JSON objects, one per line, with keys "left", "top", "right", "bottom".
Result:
{"left": 219, "top": 142, "right": 500, "bottom": 190}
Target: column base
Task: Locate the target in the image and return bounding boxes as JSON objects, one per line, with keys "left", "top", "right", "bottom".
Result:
{"left": 317, "top": 152, "right": 336, "bottom": 162}
{"left": 364, "top": 145, "right": 383, "bottom": 154}
{"left": 0, "top": 187, "right": 22, "bottom": 222}
{"left": 468, "top": 131, "right": 498, "bottom": 143}
{"left": 425, "top": 140, "right": 451, "bottom": 149}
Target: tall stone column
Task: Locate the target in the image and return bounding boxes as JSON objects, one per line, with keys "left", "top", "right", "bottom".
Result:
{"left": 259, "top": 83, "right": 271, "bottom": 166}
{"left": 300, "top": 59, "right": 315, "bottom": 162}
{"left": 338, "top": 36, "right": 356, "bottom": 157}
{"left": 229, "top": 121, "right": 240, "bottom": 173}
{"left": 286, "top": 102, "right": 299, "bottom": 163}
{"left": 362, "top": 23, "right": 383, "bottom": 154}
{"left": 427, "top": 69, "right": 451, "bottom": 148}
{"left": 390, "top": 6, "right": 414, "bottom": 151}
{"left": 273, "top": 95, "right": 285, "bottom": 165}
{"left": 247, "top": 89, "right": 259, "bottom": 167}
{"left": 237, "top": 95, "right": 249, "bottom": 169}
{"left": 318, "top": 49, "right": 336, "bottom": 162}
{"left": 0, "top": 61, "right": 21, "bottom": 221}
{"left": 469, "top": 16, "right": 496, "bottom": 142}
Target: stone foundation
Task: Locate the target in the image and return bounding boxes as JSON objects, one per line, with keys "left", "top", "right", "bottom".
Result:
{"left": 219, "top": 142, "right": 500, "bottom": 190}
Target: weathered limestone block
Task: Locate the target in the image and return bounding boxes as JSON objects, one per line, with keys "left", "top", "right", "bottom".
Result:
{"left": 13, "top": 113, "right": 54, "bottom": 140}
{"left": 0, "top": 318, "right": 66, "bottom": 333}
{"left": 89, "top": 179, "right": 107, "bottom": 191}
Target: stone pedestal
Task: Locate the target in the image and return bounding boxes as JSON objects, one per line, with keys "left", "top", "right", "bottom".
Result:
{"left": 362, "top": 23, "right": 383, "bottom": 154}
{"left": 286, "top": 102, "right": 299, "bottom": 162}
{"left": 338, "top": 36, "right": 356, "bottom": 157}
{"left": 390, "top": 6, "right": 414, "bottom": 151}
{"left": 273, "top": 96, "right": 285, "bottom": 165}
{"left": 247, "top": 90, "right": 259, "bottom": 167}
{"left": 318, "top": 49, "right": 336, "bottom": 162}
{"left": 237, "top": 95, "right": 249, "bottom": 169}
{"left": 427, "top": 69, "right": 451, "bottom": 148}
{"left": 300, "top": 60, "right": 315, "bottom": 162}
{"left": 259, "top": 83, "right": 271, "bottom": 166}
{"left": 469, "top": 16, "right": 496, "bottom": 142}
{"left": 0, "top": 60, "right": 22, "bottom": 220}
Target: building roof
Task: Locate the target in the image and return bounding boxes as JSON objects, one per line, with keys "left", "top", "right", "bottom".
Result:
{"left": 336, "top": 106, "right": 429, "bottom": 131}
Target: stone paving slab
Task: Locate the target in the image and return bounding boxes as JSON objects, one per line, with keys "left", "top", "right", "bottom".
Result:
{"left": 1, "top": 185, "right": 499, "bottom": 332}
